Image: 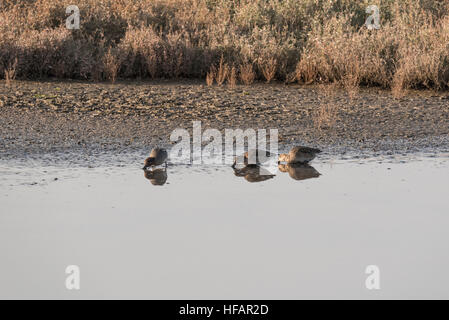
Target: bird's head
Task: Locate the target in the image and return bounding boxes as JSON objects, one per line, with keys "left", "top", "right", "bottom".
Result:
{"left": 143, "top": 157, "right": 155, "bottom": 170}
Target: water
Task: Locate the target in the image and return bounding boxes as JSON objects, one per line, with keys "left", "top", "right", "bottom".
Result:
{"left": 0, "top": 154, "right": 448, "bottom": 299}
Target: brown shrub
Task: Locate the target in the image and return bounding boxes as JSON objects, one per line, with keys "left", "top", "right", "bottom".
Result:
{"left": 118, "top": 27, "right": 161, "bottom": 78}
{"left": 295, "top": 3, "right": 449, "bottom": 93}
{"left": 258, "top": 57, "right": 277, "bottom": 83}
{"left": 215, "top": 55, "right": 229, "bottom": 86}
{"left": 4, "top": 57, "right": 18, "bottom": 85}
{"left": 239, "top": 63, "right": 255, "bottom": 85}
{"left": 206, "top": 65, "right": 215, "bottom": 86}
{"left": 0, "top": 0, "right": 448, "bottom": 91}
{"left": 103, "top": 47, "right": 119, "bottom": 83}
{"left": 227, "top": 66, "right": 238, "bottom": 88}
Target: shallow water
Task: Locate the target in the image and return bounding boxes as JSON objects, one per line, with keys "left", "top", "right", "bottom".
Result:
{"left": 0, "top": 153, "right": 448, "bottom": 299}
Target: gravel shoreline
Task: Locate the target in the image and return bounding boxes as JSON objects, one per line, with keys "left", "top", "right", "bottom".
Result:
{"left": 1, "top": 80, "right": 448, "bottom": 164}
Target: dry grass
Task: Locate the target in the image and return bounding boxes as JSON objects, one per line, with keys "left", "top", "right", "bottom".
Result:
{"left": 103, "top": 48, "right": 119, "bottom": 83}
{"left": 0, "top": 0, "right": 448, "bottom": 92}
{"left": 4, "top": 57, "right": 18, "bottom": 85}
{"left": 239, "top": 63, "right": 255, "bottom": 85}
{"left": 317, "top": 83, "right": 338, "bottom": 98}
{"left": 295, "top": 2, "right": 449, "bottom": 92}
{"left": 259, "top": 57, "right": 277, "bottom": 83}
{"left": 227, "top": 66, "right": 238, "bottom": 88}
{"left": 215, "top": 55, "right": 229, "bottom": 86}
{"left": 340, "top": 73, "right": 360, "bottom": 100}
{"left": 312, "top": 102, "right": 339, "bottom": 131}
{"left": 313, "top": 83, "right": 340, "bottom": 130}
{"left": 206, "top": 65, "right": 215, "bottom": 86}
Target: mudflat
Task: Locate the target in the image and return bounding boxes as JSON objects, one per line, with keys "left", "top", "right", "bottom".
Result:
{"left": 1, "top": 80, "right": 448, "bottom": 161}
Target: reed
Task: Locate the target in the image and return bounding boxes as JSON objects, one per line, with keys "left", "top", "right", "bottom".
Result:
{"left": 0, "top": 0, "right": 448, "bottom": 91}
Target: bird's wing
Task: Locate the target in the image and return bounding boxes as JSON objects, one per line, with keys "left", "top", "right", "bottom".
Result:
{"left": 298, "top": 146, "right": 321, "bottom": 153}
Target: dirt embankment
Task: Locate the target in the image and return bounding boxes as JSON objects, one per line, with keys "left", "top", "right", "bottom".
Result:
{"left": 0, "top": 80, "right": 448, "bottom": 162}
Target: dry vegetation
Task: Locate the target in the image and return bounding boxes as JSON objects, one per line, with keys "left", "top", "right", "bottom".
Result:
{"left": 4, "top": 57, "right": 17, "bottom": 86}
{"left": 206, "top": 66, "right": 216, "bottom": 86}
{"left": 1, "top": 0, "right": 449, "bottom": 92}
{"left": 103, "top": 47, "right": 119, "bottom": 83}
{"left": 312, "top": 84, "right": 340, "bottom": 131}
{"left": 239, "top": 63, "right": 255, "bottom": 85}
{"left": 215, "top": 55, "right": 229, "bottom": 86}
{"left": 227, "top": 66, "right": 237, "bottom": 88}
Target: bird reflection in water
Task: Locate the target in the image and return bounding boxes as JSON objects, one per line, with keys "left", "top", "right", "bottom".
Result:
{"left": 144, "top": 168, "right": 168, "bottom": 186}
{"left": 233, "top": 165, "right": 276, "bottom": 183}
{"left": 278, "top": 163, "right": 321, "bottom": 181}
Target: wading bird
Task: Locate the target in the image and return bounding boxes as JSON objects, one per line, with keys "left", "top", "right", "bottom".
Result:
{"left": 232, "top": 149, "right": 274, "bottom": 168}
{"left": 278, "top": 146, "right": 321, "bottom": 164}
{"left": 143, "top": 147, "right": 168, "bottom": 169}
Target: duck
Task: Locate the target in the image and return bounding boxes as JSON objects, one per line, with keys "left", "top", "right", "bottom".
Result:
{"left": 278, "top": 163, "right": 321, "bottom": 181}
{"left": 143, "top": 147, "right": 168, "bottom": 169}
{"left": 232, "top": 149, "right": 273, "bottom": 168}
{"left": 278, "top": 146, "right": 321, "bottom": 164}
